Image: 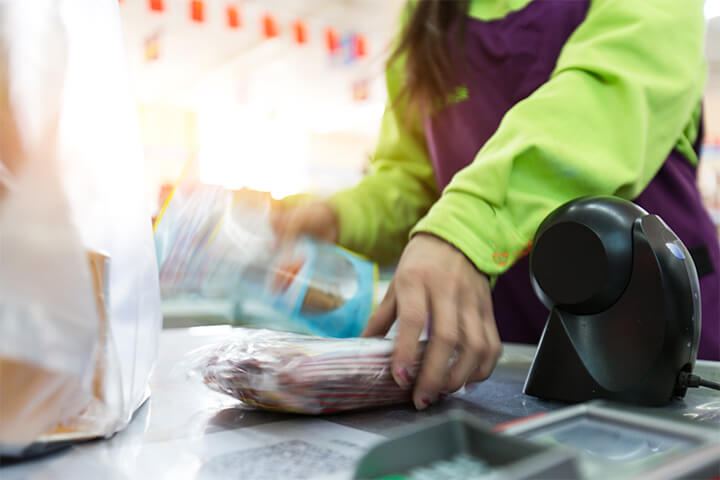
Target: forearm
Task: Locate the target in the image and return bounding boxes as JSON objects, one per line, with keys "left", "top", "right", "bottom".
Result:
{"left": 414, "top": 0, "right": 705, "bottom": 276}
{"left": 331, "top": 163, "right": 437, "bottom": 264}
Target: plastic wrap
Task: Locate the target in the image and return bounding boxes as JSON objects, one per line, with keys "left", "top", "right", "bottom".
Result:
{"left": 154, "top": 170, "right": 377, "bottom": 338}
{"left": 0, "top": 0, "right": 161, "bottom": 456}
{"left": 189, "top": 329, "right": 422, "bottom": 414}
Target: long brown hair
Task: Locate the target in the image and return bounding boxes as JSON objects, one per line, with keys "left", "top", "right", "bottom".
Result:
{"left": 389, "top": 0, "right": 471, "bottom": 111}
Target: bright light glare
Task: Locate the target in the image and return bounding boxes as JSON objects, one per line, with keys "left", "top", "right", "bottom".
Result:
{"left": 706, "top": 0, "right": 720, "bottom": 20}
{"left": 300, "top": 102, "right": 385, "bottom": 136}
{"left": 193, "top": 48, "right": 388, "bottom": 199}
{"left": 196, "top": 105, "right": 309, "bottom": 199}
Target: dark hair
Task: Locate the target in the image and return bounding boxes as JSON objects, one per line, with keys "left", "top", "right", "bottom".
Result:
{"left": 388, "top": 0, "right": 470, "bottom": 112}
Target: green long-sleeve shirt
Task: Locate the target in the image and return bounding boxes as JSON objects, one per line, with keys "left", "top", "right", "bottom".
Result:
{"left": 329, "top": 0, "right": 705, "bottom": 275}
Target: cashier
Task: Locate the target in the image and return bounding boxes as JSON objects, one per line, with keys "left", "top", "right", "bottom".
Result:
{"left": 273, "top": 0, "right": 719, "bottom": 409}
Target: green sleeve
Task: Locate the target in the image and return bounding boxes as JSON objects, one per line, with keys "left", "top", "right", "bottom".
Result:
{"left": 412, "top": 0, "right": 706, "bottom": 276}
{"left": 329, "top": 55, "right": 439, "bottom": 265}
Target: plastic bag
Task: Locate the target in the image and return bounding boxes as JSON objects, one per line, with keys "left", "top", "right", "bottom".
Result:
{"left": 188, "top": 329, "right": 422, "bottom": 414}
{"left": 0, "top": 0, "right": 161, "bottom": 455}
{"left": 154, "top": 167, "right": 377, "bottom": 338}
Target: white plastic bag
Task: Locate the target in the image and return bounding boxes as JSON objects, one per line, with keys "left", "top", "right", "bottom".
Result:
{"left": 0, "top": 0, "right": 161, "bottom": 455}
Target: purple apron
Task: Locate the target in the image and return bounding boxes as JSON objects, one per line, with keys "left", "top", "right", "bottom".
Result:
{"left": 424, "top": 0, "right": 720, "bottom": 360}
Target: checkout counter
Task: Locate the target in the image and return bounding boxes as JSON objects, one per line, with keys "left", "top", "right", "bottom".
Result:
{"left": 3, "top": 197, "right": 720, "bottom": 478}
{"left": 2, "top": 326, "right": 718, "bottom": 479}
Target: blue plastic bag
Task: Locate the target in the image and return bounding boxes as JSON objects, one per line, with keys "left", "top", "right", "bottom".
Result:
{"left": 154, "top": 174, "right": 376, "bottom": 337}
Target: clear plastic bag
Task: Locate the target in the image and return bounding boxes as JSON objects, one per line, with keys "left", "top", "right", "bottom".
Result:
{"left": 154, "top": 168, "right": 377, "bottom": 338}
{"left": 0, "top": 0, "right": 161, "bottom": 455}
{"left": 188, "top": 329, "right": 422, "bottom": 414}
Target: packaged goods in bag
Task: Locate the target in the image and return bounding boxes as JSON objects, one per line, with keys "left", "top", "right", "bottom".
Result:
{"left": 154, "top": 172, "right": 377, "bottom": 338}
{"left": 187, "top": 329, "right": 424, "bottom": 414}
{"left": 0, "top": 0, "right": 161, "bottom": 456}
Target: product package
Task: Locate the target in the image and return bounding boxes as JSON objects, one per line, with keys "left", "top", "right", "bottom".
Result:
{"left": 154, "top": 167, "right": 377, "bottom": 338}
{"left": 0, "top": 0, "right": 161, "bottom": 456}
{"left": 189, "top": 328, "right": 421, "bottom": 414}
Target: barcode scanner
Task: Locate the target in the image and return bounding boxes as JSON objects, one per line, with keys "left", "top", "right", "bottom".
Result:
{"left": 524, "top": 196, "right": 705, "bottom": 406}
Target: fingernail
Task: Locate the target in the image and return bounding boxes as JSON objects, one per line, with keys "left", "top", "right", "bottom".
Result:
{"left": 414, "top": 393, "right": 433, "bottom": 410}
{"left": 394, "top": 366, "right": 412, "bottom": 389}
{"left": 397, "top": 366, "right": 411, "bottom": 383}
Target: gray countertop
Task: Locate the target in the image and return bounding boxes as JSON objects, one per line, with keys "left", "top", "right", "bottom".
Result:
{"left": 2, "top": 326, "right": 719, "bottom": 479}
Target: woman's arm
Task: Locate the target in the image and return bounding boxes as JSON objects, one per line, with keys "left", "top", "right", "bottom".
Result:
{"left": 412, "top": 0, "right": 706, "bottom": 277}
{"left": 366, "top": 0, "right": 706, "bottom": 410}
{"left": 329, "top": 54, "right": 439, "bottom": 265}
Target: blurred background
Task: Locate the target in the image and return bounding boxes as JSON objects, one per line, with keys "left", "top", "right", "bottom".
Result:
{"left": 118, "top": 0, "right": 406, "bottom": 326}
{"left": 118, "top": 0, "right": 720, "bottom": 327}
{"left": 119, "top": 0, "right": 720, "bottom": 218}
{"left": 701, "top": 0, "right": 720, "bottom": 222}
{"left": 119, "top": 0, "right": 403, "bottom": 211}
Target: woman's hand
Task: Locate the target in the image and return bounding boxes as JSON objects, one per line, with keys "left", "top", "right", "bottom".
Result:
{"left": 362, "top": 233, "right": 502, "bottom": 410}
{"left": 271, "top": 202, "right": 339, "bottom": 244}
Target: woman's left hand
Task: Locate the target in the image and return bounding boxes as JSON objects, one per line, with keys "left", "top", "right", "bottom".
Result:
{"left": 362, "top": 233, "right": 502, "bottom": 410}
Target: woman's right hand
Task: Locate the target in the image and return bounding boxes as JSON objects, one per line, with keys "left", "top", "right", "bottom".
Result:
{"left": 271, "top": 202, "right": 340, "bottom": 244}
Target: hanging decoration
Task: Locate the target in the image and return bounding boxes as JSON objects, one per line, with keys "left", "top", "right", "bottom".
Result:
{"left": 292, "top": 20, "right": 308, "bottom": 45}
{"left": 148, "top": 0, "right": 164, "bottom": 12}
{"left": 125, "top": 2, "right": 372, "bottom": 64}
{"left": 262, "top": 13, "right": 279, "bottom": 39}
{"left": 190, "top": 0, "right": 205, "bottom": 23}
{"left": 352, "top": 34, "right": 367, "bottom": 59}
{"left": 352, "top": 79, "right": 369, "bottom": 102}
{"left": 144, "top": 30, "right": 162, "bottom": 62}
{"left": 324, "top": 27, "right": 340, "bottom": 54}
{"left": 226, "top": 4, "right": 242, "bottom": 29}
{"left": 341, "top": 33, "right": 356, "bottom": 63}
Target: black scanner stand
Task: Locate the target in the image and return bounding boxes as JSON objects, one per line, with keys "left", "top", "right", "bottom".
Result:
{"left": 524, "top": 196, "right": 701, "bottom": 406}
